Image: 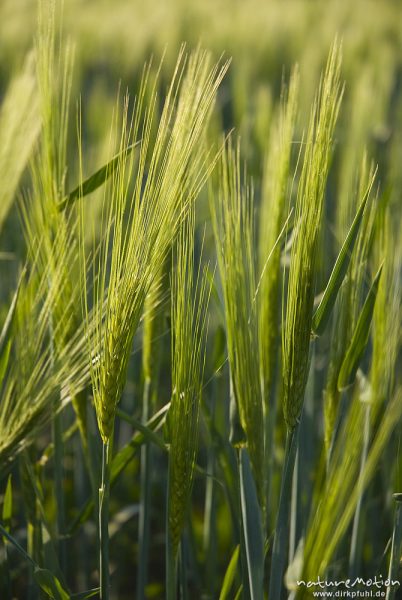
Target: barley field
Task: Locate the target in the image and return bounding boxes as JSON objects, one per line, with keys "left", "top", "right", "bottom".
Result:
{"left": 0, "top": 1, "right": 401, "bottom": 599}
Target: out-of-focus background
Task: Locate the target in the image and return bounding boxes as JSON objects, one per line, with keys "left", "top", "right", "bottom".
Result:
{"left": 1, "top": 0, "right": 400, "bottom": 146}
{"left": 1, "top": 0, "right": 402, "bottom": 259}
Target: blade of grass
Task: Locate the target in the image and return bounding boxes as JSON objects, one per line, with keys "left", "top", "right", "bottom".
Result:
{"left": 116, "top": 407, "right": 167, "bottom": 451}
{"left": 338, "top": 263, "right": 383, "bottom": 390}
{"left": 2, "top": 475, "right": 13, "bottom": 535}
{"left": 268, "top": 424, "right": 300, "bottom": 600}
{"left": 219, "top": 545, "right": 240, "bottom": 600}
{"left": 238, "top": 448, "right": 264, "bottom": 600}
{"left": 312, "top": 173, "right": 375, "bottom": 336}
{"left": 58, "top": 142, "right": 139, "bottom": 211}
{"left": 70, "top": 589, "right": 101, "bottom": 599}
{"left": 0, "top": 522, "right": 36, "bottom": 566}
{"left": 1, "top": 475, "right": 12, "bottom": 597}
{"left": 386, "top": 494, "right": 402, "bottom": 600}
{"left": 70, "top": 589, "right": 101, "bottom": 600}
{"left": 33, "top": 568, "right": 70, "bottom": 600}
{"left": 0, "top": 266, "right": 26, "bottom": 363}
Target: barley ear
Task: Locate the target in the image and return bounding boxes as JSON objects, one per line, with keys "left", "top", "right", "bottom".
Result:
{"left": 168, "top": 206, "right": 210, "bottom": 557}
{"left": 282, "top": 41, "right": 343, "bottom": 430}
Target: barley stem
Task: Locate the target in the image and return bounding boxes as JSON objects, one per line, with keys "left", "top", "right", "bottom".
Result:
{"left": 269, "top": 423, "right": 299, "bottom": 600}
{"left": 289, "top": 445, "right": 299, "bottom": 564}
{"left": 137, "top": 378, "right": 152, "bottom": 600}
{"left": 99, "top": 440, "right": 111, "bottom": 600}
{"left": 166, "top": 493, "right": 177, "bottom": 600}
{"left": 165, "top": 460, "right": 177, "bottom": 600}
{"left": 52, "top": 404, "right": 66, "bottom": 571}
{"left": 238, "top": 447, "right": 264, "bottom": 600}
{"left": 179, "top": 537, "right": 189, "bottom": 600}
{"left": 385, "top": 494, "right": 402, "bottom": 600}
{"left": 265, "top": 377, "right": 279, "bottom": 532}
{"left": 203, "top": 386, "right": 217, "bottom": 591}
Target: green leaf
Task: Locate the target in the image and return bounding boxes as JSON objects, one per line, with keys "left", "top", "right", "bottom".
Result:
{"left": 312, "top": 182, "right": 373, "bottom": 335}
{"left": 211, "top": 324, "right": 226, "bottom": 373}
{"left": 58, "top": 142, "right": 139, "bottom": 211}
{"left": 205, "top": 265, "right": 225, "bottom": 325}
{"left": 0, "top": 266, "right": 26, "bottom": 368}
{"left": 0, "top": 523, "right": 36, "bottom": 566}
{"left": 229, "top": 384, "right": 246, "bottom": 447}
{"left": 0, "top": 522, "right": 70, "bottom": 599}
{"left": 2, "top": 475, "right": 12, "bottom": 533}
{"left": 70, "top": 588, "right": 100, "bottom": 600}
{"left": 219, "top": 545, "right": 240, "bottom": 600}
{"left": 112, "top": 403, "right": 169, "bottom": 482}
{"left": 0, "top": 340, "right": 11, "bottom": 386}
{"left": 386, "top": 498, "right": 402, "bottom": 600}
{"left": 115, "top": 408, "right": 167, "bottom": 451}
{"left": 33, "top": 568, "right": 70, "bottom": 600}
{"left": 111, "top": 428, "right": 154, "bottom": 482}
{"left": 238, "top": 449, "right": 264, "bottom": 600}
{"left": 338, "top": 263, "right": 383, "bottom": 390}
{"left": 233, "top": 585, "right": 243, "bottom": 600}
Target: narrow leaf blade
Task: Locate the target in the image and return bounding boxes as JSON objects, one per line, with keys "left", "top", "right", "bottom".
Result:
{"left": 0, "top": 523, "right": 36, "bottom": 566}
{"left": 219, "top": 545, "right": 240, "bottom": 600}
{"left": 0, "top": 266, "right": 26, "bottom": 359}
{"left": 2, "top": 475, "right": 12, "bottom": 532}
{"left": 312, "top": 181, "right": 373, "bottom": 335}
{"left": 239, "top": 449, "right": 264, "bottom": 600}
{"left": 33, "top": 568, "right": 70, "bottom": 600}
{"left": 70, "top": 588, "right": 100, "bottom": 599}
{"left": 0, "top": 340, "right": 11, "bottom": 386}
{"left": 112, "top": 403, "right": 169, "bottom": 483}
{"left": 58, "top": 142, "right": 138, "bottom": 211}
{"left": 338, "top": 264, "right": 383, "bottom": 390}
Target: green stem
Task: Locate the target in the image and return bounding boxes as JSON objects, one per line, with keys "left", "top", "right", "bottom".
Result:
{"left": 268, "top": 423, "right": 299, "bottom": 600}
{"left": 53, "top": 404, "right": 66, "bottom": 571}
{"left": 74, "top": 433, "right": 89, "bottom": 592}
{"left": 137, "top": 378, "right": 152, "bottom": 600}
{"left": 179, "top": 536, "right": 189, "bottom": 600}
{"left": 166, "top": 532, "right": 177, "bottom": 600}
{"left": 48, "top": 303, "right": 66, "bottom": 571}
{"left": 238, "top": 448, "right": 264, "bottom": 600}
{"left": 99, "top": 440, "right": 110, "bottom": 600}
{"left": 166, "top": 461, "right": 177, "bottom": 600}
{"left": 203, "top": 436, "right": 217, "bottom": 591}
{"left": 265, "top": 377, "right": 279, "bottom": 534}
{"left": 289, "top": 446, "right": 299, "bottom": 564}
{"left": 386, "top": 494, "right": 402, "bottom": 600}
{"left": 203, "top": 382, "right": 217, "bottom": 592}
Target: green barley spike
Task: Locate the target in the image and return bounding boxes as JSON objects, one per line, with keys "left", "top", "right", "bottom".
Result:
{"left": 79, "top": 50, "right": 229, "bottom": 443}
{"left": 168, "top": 206, "right": 210, "bottom": 555}
{"left": 282, "top": 40, "right": 343, "bottom": 430}
{"left": 258, "top": 67, "right": 299, "bottom": 409}
{"left": 210, "top": 140, "right": 265, "bottom": 502}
